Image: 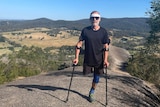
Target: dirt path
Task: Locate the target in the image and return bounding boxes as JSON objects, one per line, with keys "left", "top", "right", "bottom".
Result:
{"left": 0, "top": 45, "right": 160, "bottom": 107}
{"left": 108, "top": 45, "right": 130, "bottom": 74}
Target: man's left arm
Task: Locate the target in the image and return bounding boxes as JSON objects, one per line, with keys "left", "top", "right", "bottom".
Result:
{"left": 104, "top": 43, "right": 109, "bottom": 67}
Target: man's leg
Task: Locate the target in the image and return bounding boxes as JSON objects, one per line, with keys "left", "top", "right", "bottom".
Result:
{"left": 89, "top": 73, "right": 100, "bottom": 102}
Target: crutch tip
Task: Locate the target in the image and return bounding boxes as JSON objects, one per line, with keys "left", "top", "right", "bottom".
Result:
{"left": 65, "top": 99, "right": 68, "bottom": 103}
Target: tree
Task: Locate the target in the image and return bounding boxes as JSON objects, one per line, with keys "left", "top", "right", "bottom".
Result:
{"left": 126, "top": 0, "right": 160, "bottom": 86}
{"left": 145, "top": 0, "right": 160, "bottom": 54}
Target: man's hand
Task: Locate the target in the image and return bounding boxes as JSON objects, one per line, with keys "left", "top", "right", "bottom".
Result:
{"left": 104, "top": 60, "right": 109, "bottom": 67}
{"left": 73, "top": 58, "right": 78, "bottom": 65}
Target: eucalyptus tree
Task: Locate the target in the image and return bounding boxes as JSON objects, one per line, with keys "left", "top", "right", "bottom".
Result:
{"left": 145, "top": 0, "right": 160, "bottom": 54}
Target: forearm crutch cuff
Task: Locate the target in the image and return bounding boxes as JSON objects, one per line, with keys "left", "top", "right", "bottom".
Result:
{"left": 104, "top": 48, "right": 109, "bottom": 51}
{"left": 76, "top": 46, "right": 81, "bottom": 49}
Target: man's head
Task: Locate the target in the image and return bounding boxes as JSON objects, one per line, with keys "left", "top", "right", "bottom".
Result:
{"left": 90, "top": 11, "right": 101, "bottom": 27}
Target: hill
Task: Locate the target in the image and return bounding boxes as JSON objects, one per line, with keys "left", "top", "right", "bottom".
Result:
{"left": 0, "top": 18, "right": 150, "bottom": 36}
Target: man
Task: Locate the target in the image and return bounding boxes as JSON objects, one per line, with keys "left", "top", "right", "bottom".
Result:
{"left": 73, "top": 11, "right": 110, "bottom": 102}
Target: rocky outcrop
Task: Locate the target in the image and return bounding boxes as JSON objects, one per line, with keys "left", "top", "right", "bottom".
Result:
{"left": 0, "top": 45, "right": 159, "bottom": 107}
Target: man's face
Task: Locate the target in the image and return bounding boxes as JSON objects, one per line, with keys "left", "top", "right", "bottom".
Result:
{"left": 90, "top": 13, "right": 101, "bottom": 26}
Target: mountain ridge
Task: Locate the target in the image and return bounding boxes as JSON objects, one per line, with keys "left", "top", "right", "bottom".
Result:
{"left": 0, "top": 17, "right": 150, "bottom": 35}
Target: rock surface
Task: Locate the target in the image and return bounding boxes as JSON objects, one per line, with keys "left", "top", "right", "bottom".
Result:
{"left": 0, "top": 45, "right": 160, "bottom": 107}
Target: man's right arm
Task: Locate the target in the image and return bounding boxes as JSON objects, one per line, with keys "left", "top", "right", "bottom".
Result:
{"left": 73, "top": 41, "right": 83, "bottom": 65}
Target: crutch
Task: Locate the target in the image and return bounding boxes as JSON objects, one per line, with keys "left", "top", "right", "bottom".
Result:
{"left": 104, "top": 66, "right": 108, "bottom": 106}
{"left": 66, "top": 64, "right": 76, "bottom": 102}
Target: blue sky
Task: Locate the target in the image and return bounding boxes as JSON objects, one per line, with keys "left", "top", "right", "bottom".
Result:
{"left": 0, "top": 0, "right": 152, "bottom": 20}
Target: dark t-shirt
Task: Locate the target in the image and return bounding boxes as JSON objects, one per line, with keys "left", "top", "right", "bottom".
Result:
{"left": 79, "top": 26, "right": 110, "bottom": 66}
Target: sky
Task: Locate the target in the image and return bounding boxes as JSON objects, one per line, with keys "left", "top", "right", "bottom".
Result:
{"left": 0, "top": 0, "right": 152, "bottom": 21}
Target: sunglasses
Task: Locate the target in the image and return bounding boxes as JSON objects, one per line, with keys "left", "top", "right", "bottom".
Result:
{"left": 90, "top": 17, "right": 100, "bottom": 20}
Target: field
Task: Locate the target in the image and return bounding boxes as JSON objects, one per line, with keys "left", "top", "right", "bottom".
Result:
{"left": 2, "top": 28, "right": 79, "bottom": 48}
{"left": 0, "top": 27, "right": 81, "bottom": 56}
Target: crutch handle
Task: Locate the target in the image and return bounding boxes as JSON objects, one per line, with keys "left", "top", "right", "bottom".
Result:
{"left": 72, "top": 63, "right": 76, "bottom": 66}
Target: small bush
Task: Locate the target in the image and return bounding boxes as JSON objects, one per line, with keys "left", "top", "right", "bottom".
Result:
{"left": 126, "top": 53, "right": 160, "bottom": 86}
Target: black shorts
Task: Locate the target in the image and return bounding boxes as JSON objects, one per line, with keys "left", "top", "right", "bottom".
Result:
{"left": 83, "top": 63, "right": 104, "bottom": 75}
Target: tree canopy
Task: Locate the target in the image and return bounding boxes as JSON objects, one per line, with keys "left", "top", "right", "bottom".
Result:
{"left": 146, "top": 0, "right": 160, "bottom": 54}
